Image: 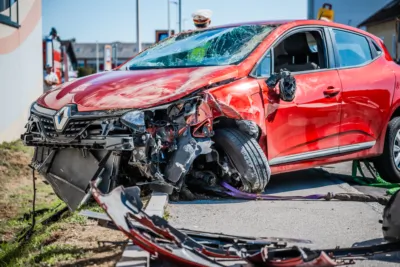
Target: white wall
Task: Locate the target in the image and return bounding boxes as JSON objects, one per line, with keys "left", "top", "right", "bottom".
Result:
{"left": 0, "top": 0, "right": 43, "bottom": 142}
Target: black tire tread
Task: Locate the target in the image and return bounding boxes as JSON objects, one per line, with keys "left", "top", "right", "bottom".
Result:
{"left": 373, "top": 116, "right": 400, "bottom": 183}
{"left": 227, "top": 128, "right": 268, "bottom": 189}
{"left": 213, "top": 128, "right": 270, "bottom": 192}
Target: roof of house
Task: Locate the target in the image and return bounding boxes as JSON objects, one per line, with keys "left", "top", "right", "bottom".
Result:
{"left": 358, "top": 0, "right": 400, "bottom": 27}
{"left": 74, "top": 42, "right": 154, "bottom": 59}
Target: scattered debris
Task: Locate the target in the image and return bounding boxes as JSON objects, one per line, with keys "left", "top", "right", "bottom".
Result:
{"left": 90, "top": 182, "right": 400, "bottom": 267}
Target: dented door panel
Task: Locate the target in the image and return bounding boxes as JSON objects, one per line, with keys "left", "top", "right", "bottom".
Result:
{"left": 337, "top": 57, "right": 396, "bottom": 147}
{"left": 259, "top": 70, "right": 342, "bottom": 162}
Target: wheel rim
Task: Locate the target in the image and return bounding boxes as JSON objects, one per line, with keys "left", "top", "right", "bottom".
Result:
{"left": 393, "top": 129, "right": 400, "bottom": 171}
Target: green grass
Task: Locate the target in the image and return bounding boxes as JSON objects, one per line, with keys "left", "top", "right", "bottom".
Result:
{"left": 0, "top": 140, "right": 34, "bottom": 156}
{"left": 0, "top": 203, "right": 98, "bottom": 266}
{"left": 0, "top": 140, "right": 129, "bottom": 266}
{"left": 163, "top": 208, "right": 170, "bottom": 221}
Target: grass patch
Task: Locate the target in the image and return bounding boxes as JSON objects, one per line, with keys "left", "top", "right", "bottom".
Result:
{"left": 0, "top": 140, "right": 128, "bottom": 266}
{"left": 0, "top": 140, "right": 34, "bottom": 156}
{"left": 163, "top": 208, "right": 170, "bottom": 221}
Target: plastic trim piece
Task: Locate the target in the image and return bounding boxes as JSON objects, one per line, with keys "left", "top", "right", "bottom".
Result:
{"left": 269, "top": 141, "right": 376, "bottom": 166}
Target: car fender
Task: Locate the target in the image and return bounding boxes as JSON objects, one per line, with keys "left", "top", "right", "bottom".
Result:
{"left": 204, "top": 78, "right": 268, "bottom": 154}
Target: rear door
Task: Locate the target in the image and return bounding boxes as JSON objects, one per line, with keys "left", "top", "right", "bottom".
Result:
{"left": 253, "top": 27, "right": 343, "bottom": 166}
{"left": 330, "top": 28, "right": 396, "bottom": 150}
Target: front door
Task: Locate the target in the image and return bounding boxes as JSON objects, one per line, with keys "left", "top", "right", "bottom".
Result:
{"left": 254, "top": 28, "right": 343, "bottom": 166}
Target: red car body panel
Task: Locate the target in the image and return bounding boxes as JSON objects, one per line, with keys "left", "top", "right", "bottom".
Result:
{"left": 338, "top": 57, "right": 396, "bottom": 147}
{"left": 258, "top": 70, "right": 343, "bottom": 159}
{"left": 35, "top": 19, "right": 400, "bottom": 176}
{"left": 37, "top": 66, "right": 239, "bottom": 111}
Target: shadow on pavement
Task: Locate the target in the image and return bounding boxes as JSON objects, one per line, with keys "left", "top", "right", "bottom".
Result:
{"left": 172, "top": 168, "right": 346, "bottom": 205}
{"left": 352, "top": 238, "right": 400, "bottom": 264}
{"left": 265, "top": 168, "right": 345, "bottom": 194}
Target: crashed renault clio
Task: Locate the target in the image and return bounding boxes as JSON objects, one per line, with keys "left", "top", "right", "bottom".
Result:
{"left": 22, "top": 19, "right": 400, "bottom": 210}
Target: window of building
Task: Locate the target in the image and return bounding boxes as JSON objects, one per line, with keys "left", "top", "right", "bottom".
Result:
{"left": 0, "top": 0, "right": 19, "bottom": 27}
{"left": 332, "top": 29, "right": 372, "bottom": 68}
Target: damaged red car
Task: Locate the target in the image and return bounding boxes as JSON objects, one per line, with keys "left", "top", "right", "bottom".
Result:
{"left": 22, "top": 19, "right": 400, "bottom": 210}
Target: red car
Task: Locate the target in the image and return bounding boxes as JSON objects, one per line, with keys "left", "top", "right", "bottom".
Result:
{"left": 22, "top": 19, "right": 400, "bottom": 210}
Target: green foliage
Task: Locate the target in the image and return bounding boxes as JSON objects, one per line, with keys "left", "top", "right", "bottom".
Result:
{"left": 77, "top": 67, "right": 95, "bottom": 77}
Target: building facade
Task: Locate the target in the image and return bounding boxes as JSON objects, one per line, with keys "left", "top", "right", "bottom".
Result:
{"left": 358, "top": 0, "right": 400, "bottom": 61}
{"left": 0, "top": 0, "right": 43, "bottom": 142}
{"left": 74, "top": 42, "right": 153, "bottom": 72}
{"left": 308, "top": 0, "right": 392, "bottom": 28}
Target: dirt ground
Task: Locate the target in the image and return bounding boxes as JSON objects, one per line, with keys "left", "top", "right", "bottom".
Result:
{"left": 0, "top": 141, "right": 128, "bottom": 266}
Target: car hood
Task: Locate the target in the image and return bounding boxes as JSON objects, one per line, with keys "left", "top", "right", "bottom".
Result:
{"left": 37, "top": 66, "right": 239, "bottom": 111}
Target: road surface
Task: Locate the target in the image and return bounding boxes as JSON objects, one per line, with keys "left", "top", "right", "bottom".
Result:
{"left": 168, "top": 162, "right": 400, "bottom": 267}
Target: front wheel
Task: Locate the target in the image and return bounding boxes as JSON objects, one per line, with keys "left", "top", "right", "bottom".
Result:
{"left": 373, "top": 117, "right": 400, "bottom": 183}
{"left": 213, "top": 128, "right": 271, "bottom": 192}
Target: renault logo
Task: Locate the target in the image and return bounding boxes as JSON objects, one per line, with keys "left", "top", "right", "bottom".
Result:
{"left": 54, "top": 106, "right": 71, "bottom": 131}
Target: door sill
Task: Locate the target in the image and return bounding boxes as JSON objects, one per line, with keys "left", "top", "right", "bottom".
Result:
{"left": 269, "top": 141, "right": 376, "bottom": 166}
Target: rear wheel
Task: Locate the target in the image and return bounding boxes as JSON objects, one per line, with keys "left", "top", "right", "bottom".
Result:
{"left": 373, "top": 117, "right": 400, "bottom": 183}
{"left": 213, "top": 128, "right": 270, "bottom": 192}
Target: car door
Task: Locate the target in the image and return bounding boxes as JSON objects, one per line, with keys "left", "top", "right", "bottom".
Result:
{"left": 330, "top": 28, "right": 396, "bottom": 149}
{"left": 253, "top": 27, "right": 343, "bottom": 166}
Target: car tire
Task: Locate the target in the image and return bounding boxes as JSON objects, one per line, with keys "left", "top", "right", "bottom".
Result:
{"left": 213, "top": 128, "right": 270, "bottom": 192}
{"left": 373, "top": 116, "right": 400, "bottom": 183}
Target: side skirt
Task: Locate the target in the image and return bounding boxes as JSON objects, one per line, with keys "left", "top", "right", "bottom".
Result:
{"left": 269, "top": 141, "right": 376, "bottom": 166}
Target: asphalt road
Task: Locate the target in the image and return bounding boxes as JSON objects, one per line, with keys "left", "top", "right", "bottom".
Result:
{"left": 168, "top": 161, "right": 400, "bottom": 267}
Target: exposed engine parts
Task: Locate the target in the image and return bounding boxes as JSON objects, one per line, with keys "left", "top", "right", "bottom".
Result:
{"left": 22, "top": 93, "right": 270, "bottom": 210}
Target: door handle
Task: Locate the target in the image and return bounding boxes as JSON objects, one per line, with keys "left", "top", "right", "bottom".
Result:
{"left": 323, "top": 86, "right": 340, "bottom": 97}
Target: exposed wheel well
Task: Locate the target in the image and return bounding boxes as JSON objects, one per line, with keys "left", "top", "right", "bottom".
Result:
{"left": 212, "top": 117, "right": 262, "bottom": 141}
{"left": 391, "top": 107, "right": 400, "bottom": 120}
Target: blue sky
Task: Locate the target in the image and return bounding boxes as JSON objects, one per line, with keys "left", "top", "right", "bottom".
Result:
{"left": 42, "top": 0, "right": 307, "bottom": 43}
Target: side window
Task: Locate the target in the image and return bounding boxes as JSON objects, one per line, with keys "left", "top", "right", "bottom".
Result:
{"left": 273, "top": 30, "right": 328, "bottom": 73}
{"left": 370, "top": 40, "right": 383, "bottom": 58}
{"left": 253, "top": 50, "right": 271, "bottom": 77}
{"left": 332, "top": 29, "right": 372, "bottom": 68}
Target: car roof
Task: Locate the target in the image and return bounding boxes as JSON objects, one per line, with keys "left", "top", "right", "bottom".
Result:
{"left": 206, "top": 19, "right": 378, "bottom": 41}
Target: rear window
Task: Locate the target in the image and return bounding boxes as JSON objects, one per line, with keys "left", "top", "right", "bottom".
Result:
{"left": 333, "top": 29, "right": 372, "bottom": 68}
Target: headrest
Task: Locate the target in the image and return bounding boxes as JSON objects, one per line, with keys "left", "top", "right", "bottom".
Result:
{"left": 283, "top": 33, "right": 311, "bottom": 56}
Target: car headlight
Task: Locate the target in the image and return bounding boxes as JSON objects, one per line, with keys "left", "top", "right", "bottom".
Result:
{"left": 121, "top": 110, "right": 146, "bottom": 132}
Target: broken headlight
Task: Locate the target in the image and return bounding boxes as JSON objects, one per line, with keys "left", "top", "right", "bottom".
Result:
{"left": 121, "top": 110, "right": 146, "bottom": 132}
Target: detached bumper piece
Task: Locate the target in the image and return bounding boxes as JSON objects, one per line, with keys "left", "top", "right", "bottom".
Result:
{"left": 91, "top": 183, "right": 400, "bottom": 267}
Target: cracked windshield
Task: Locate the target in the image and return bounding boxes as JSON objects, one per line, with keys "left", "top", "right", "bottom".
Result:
{"left": 121, "top": 25, "right": 274, "bottom": 69}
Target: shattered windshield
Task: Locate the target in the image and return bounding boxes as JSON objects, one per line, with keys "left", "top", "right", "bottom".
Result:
{"left": 121, "top": 25, "right": 275, "bottom": 69}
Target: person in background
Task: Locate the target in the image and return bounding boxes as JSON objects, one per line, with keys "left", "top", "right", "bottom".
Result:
{"left": 188, "top": 9, "right": 213, "bottom": 63}
{"left": 192, "top": 9, "right": 212, "bottom": 29}
{"left": 43, "top": 64, "right": 59, "bottom": 92}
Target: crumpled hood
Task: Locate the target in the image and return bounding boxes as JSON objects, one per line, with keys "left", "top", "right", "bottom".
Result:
{"left": 37, "top": 66, "right": 239, "bottom": 111}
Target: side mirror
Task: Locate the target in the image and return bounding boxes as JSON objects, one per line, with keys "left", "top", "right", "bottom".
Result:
{"left": 265, "top": 69, "right": 296, "bottom": 102}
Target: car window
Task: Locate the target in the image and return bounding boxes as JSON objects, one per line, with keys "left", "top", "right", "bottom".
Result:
{"left": 273, "top": 30, "right": 328, "bottom": 73}
{"left": 119, "top": 25, "right": 275, "bottom": 70}
{"left": 332, "top": 29, "right": 372, "bottom": 68}
{"left": 370, "top": 40, "right": 383, "bottom": 58}
{"left": 253, "top": 50, "right": 271, "bottom": 77}
{"left": 306, "top": 32, "right": 318, "bottom": 53}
